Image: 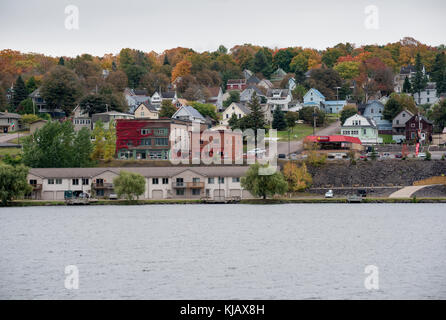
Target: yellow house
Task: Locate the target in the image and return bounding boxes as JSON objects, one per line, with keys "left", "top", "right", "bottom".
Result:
{"left": 134, "top": 102, "right": 159, "bottom": 119}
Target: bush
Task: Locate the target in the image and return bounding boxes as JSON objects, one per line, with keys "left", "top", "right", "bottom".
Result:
{"left": 425, "top": 151, "right": 432, "bottom": 161}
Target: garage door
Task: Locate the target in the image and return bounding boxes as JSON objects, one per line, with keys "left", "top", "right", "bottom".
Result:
{"left": 56, "top": 191, "right": 65, "bottom": 200}
{"left": 43, "top": 191, "right": 54, "bottom": 200}
{"left": 152, "top": 190, "right": 163, "bottom": 200}
{"left": 230, "top": 189, "right": 241, "bottom": 197}
{"left": 214, "top": 189, "right": 225, "bottom": 200}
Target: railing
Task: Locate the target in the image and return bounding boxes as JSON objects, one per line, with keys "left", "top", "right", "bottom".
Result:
{"left": 172, "top": 182, "right": 205, "bottom": 188}
{"left": 92, "top": 183, "right": 114, "bottom": 189}
{"left": 30, "top": 184, "right": 42, "bottom": 190}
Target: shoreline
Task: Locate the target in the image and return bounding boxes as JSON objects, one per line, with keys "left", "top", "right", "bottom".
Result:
{"left": 4, "top": 197, "right": 446, "bottom": 207}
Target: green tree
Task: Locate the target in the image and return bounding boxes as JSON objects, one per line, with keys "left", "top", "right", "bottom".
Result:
{"left": 21, "top": 114, "right": 40, "bottom": 127}
{"left": 299, "top": 107, "right": 325, "bottom": 126}
{"left": 285, "top": 111, "right": 299, "bottom": 128}
{"left": 291, "top": 84, "right": 307, "bottom": 102}
{"left": 22, "top": 121, "right": 93, "bottom": 168}
{"left": 0, "top": 164, "right": 32, "bottom": 206}
{"left": 16, "top": 98, "right": 34, "bottom": 114}
{"left": 223, "top": 90, "right": 240, "bottom": 108}
{"left": 333, "top": 61, "right": 360, "bottom": 80}
{"left": 432, "top": 52, "right": 446, "bottom": 95}
{"left": 340, "top": 104, "right": 358, "bottom": 125}
{"left": 228, "top": 113, "right": 239, "bottom": 129}
{"left": 242, "top": 93, "right": 266, "bottom": 144}
{"left": 113, "top": 171, "right": 146, "bottom": 201}
{"left": 383, "top": 93, "right": 418, "bottom": 120}
{"left": 25, "top": 76, "right": 39, "bottom": 95}
{"left": 159, "top": 100, "right": 177, "bottom": 118}
{"left": 272, "top": 108, "right": 287, "bottom": 131}
{"left": 58, "top": 57, "right": 65, "bottom": 65}
{"left": 40, "top": 66, "right": 82, "bottom": 115}
{"left": 12, "top": 75, "right": 28, "bottom": 108}
{"left": 411, "top": 53, "right": 427, "bottom": 96}
{"left": 402, "top": 76, "right": 412, "bottom": 93}
{"left": 190, "top": 102, "right": 218, "bottom": 120}
{"left": 91, "top": 121, "right": 106, "bottom": 161}
{"left": 241, "top": 163, "right": 288, "bottom": 200}
{"left": 322, "top": 48, "right": 343, "bottom": 68}
{"left": 252, "top": 48, "right": 273, "bottom": 77}
{"left": 103, "top": 121, "right": 117, "bottom": 162}
{"left": 430, "top": 99, "right": 446, "bottom": 132}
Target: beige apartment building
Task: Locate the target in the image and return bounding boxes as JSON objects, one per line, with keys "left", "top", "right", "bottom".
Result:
{"left": 27, "top": 167, "right": 253, "bottom": 201}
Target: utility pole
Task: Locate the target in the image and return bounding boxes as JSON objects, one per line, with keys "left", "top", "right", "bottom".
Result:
{"left": 313, "top": 111, "right": 317, "bottom": 135}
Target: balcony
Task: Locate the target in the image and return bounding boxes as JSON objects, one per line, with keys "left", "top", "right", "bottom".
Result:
{"left": 172, "top": 182, "right": 205, "bottom": 189}
{"left": 92, "top": 183, "right": 114, "bottom": 189}
{"left": 30, "top": 184, "right": 42, "bottom": 190}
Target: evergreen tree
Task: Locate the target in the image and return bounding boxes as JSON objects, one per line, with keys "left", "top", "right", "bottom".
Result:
{"left": 244, "top": 93, "right": 266, "bottom": 145}
{"left": 159, "top": 100, "right": 177, "bottom": 118}
{"left": 112, "top": 61, "right": 117, "bottom": 72}
{"left": 163, "top": 54, "right": 170, "bottom": 65}
{"left": 228, "top": 113, "right": 239, "bottom": 129}
{"left": 272, "top": 108, "right": 287, "bottom": 131}
{"left": 26, "top": 76, "right": 39, "bottom": 95}
{"left": 402, "top": 76, "right": 412, "bottom": 93}
{"left": 58, "top": 57, "right": 65, "bottom": 65}
{"left": 411, "top": 53, "right": 427, "bottom": 97}
{"left": 12, "top": 76, "right": 28, "bottom": 108}
{"left": 253, "top": 48, "right": 273, "bottom": 78}
{"left": 432, "top": 52, "right": 446, "bottom": 95}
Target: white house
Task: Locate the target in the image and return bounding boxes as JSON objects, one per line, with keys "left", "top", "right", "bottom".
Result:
{"left": 221, "top": 103, "right": 251, "bottom": 125}
{"left": 341, "top": 114, "right": 382, "bottom": 144}
{"left": 413, "top": 83, "right": 440, "bottom": 105}
{"left": 288, "top": 78, "right": 297, "bottom": 91}
{"left": 240, "top": 85, "right": 265, "bottom": 103}
{"left": 172, "top": 106, "right": 206, "bottom": 123}
{"left": 266, "top": 89, "right": 292, "bottom": 112}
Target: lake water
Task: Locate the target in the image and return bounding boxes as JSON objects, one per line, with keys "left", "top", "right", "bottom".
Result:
{"left": 0, "top": 204, "right": 445, "bottom": 300}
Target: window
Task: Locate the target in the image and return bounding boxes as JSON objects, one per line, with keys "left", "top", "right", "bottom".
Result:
{"left": 192, "top": 189, "right": 201, "bottom": 196}
{"left": 152, "top": 178, "right": 159, "bottom": 185}
{"left": 155, "top": 138, "right": 169, "bottom": 146}
{"left": 402, "top": 113, "right": 406, "bottom": 117}
{"left": 141, "top": 112, "right": 144, "bottom": 117}
{"left": 218, "top": 177, "right": 225, "bottom": 184}
{"left": 396, "top": 120, "right": 400, "bottom": 124}
{"left": 411, "top": 123, "right": 415, "bottom": 128}
{"left": 162, "top": 178, "right": 169, "bottom": 185}
{"left": 208, "top": 178, "right": 215, "bottom": 184}
{"left": 97, "top": 190, "right": 104, "bottom": 197}
{"left": 176, "top": 178, "right": 184, "bottom": 187}
{"left": 56, "top": 179, "right": 62, "bottom": 185}
{"left": 363, "top": 129, "right": 367, "bottom": 135}
{"left": 127, "top": 140, "right": 133, "bottom": 146}
{"left": 193, "top": 178, "right": 200, "bottom": 183}
{"left": 96, "top": 179, "right": 104, "bottom": 185}
{"left": 141, "top": 129, "right": 152, "bottom": 135}
{"left": 82, "top": 178, "right": 89, "bottom": 185}
{"left": 72, "top": 179, "right": 79, "bottom": 185}
{"left": 30, "top": 179, "right": 37, "bottom": 185}
{"left": 226, "top": 114, "right": 229, "bottom": 119}
{"left": 176, "top": 189, "right": 185, "bottom": 196}
{"left": 48, "top": 179, "right": 54, "bottom": 184}
{"left": 142, "top": 139, "right": 151, "bottom": 145}
{"left": 232, "top": 177, "right": 240, "bottom": 183}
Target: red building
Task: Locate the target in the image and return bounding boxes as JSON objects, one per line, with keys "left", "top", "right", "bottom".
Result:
{"left": 116, "top": 119, "right": 242, "bottom": 162}
{"left": 405, "top": 114, "right": 433, "bottom": 143}
{"left": 226, "top": 79, "right": 247, "bottom": 91}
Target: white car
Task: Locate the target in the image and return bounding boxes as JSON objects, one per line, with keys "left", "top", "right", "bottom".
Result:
{"left": 325, "top": 190, "right": 334, "bottom": 198}
{"left": 417, "top": 152, "right": 427, "bottom": 158}
{"left": 247, "top": 148, "right": 267, "bottom": 155}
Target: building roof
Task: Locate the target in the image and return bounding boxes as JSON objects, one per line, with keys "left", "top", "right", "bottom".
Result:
{"left": 266, "top": 88, "right": 290, "bottom": 98}
{"left": 227, "top": 79, "right": 246, "bottom": 85}
{"left": 133, "top": 89, "right": 149, "bottom": 96}
{"left": 400, "top": 65, "right": 416, "bottom": 75}
{"left": 0, "top": 112, "right": 21, "bottom": 119}
{"left": 173, "top": 106, "right": 206, "bottom": 121}
{"left": 305, "top": 135, "right": 362, "bottom": 145}
{"left": 29, "top": 166, "right": 250, "bottom": 179}
{"left": 246, "top": 75, "right": 260, "bottom": 84}
{"left": 161, "top": 91, "right": 176, "bottom": 99}
{"left": 225, "top": 102, "right": 251, "bottom": 115}
{"left": 343, "top": 114, "right": 377, "bottom": 128}
{"left": 241, "top": 85, "right": 264, "bottom": 97}
{"left": 325, "top": 100, "right": 347, "bottom": 106}
{"left": 29, "top": 88, "right": 41, "bottom": 98}
{"left": 140, "top": 102, "right": 158, "bottom": 113}
{"left": 206, "top": 87, "right": 221, "bottom": 98}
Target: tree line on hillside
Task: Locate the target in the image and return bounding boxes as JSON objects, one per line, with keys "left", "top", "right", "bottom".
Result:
{"left": 1, "top": 37, "right": 445, "bottom": 117}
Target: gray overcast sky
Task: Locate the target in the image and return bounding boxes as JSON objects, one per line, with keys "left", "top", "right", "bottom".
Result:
{"left": 0, "top": 0, "right": 445, "bottom": 57}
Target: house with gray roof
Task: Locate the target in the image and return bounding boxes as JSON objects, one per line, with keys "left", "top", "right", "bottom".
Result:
{"left": 240, "top": 85, "right": 265, "bottom": 103}
{"left": 358, "top": 100, "right": 392, "bottom": 134}
{"left": 0, "top": 112, "right": 21, "bottom": 133}
{"left": 341, "top": 114, "right": 382, "bottom": 144}
{"left": 221, "top": 102, "right": 251, "bottom": 126}
{"left": 172, "top": 106, "right": 206, "bottom": 123}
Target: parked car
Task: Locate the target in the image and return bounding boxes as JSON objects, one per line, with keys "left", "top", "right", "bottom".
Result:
{"left": 395, "top": 153, "right": 403, "bottom": 159}
{"left": 380, "top": 152, "right": 392, "bottom": 159}
{"left": 417, "top": 152, "right": 427, "bottom": 159}
{"left": 357, "top": 189, "right": 367, "bottom": 198}
{"left": 290, "top": 153, "right": 298, "bottom": 160}
{"left": 325, "top": 190, "right": 334, "bottom": 198}
{"left": 109, "top": 194, "right": 118, "bottom": 200}
{"left": 278, "top": 154, "right": 286, "bottom": 159}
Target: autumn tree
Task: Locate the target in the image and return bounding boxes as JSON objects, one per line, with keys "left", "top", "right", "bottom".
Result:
{"left": 283, "top": 162, "right": 312, "bottom": 193}
{"left": 106, "top": 70, "right": 128, "bottom": 92}
{"left": 171, "top": 59, "right": 192, "bottom": 82}
{"left": 306, "top": 68, "right": 342, "bottom": 100}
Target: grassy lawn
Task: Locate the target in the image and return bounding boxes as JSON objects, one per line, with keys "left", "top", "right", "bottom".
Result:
{"left": 0, "top": 148, "right": 22, "bottom": 157}
{"left": 268, "top": 124, "right": 315, "bottom": 141}
{"left": 379, "top": 134, "right": 394, "bottom": 144}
